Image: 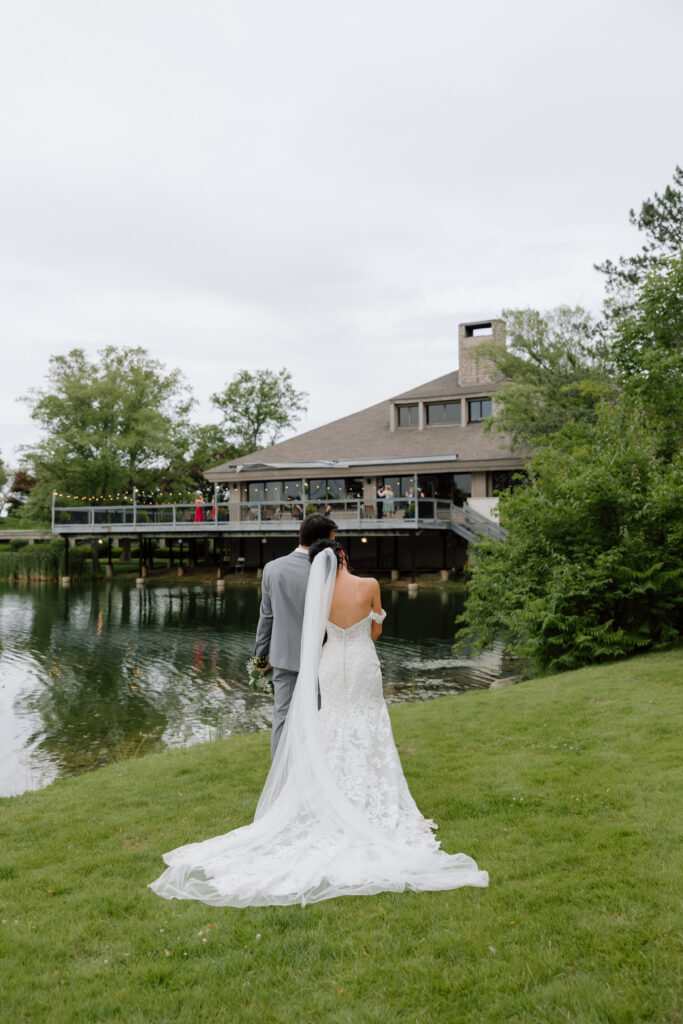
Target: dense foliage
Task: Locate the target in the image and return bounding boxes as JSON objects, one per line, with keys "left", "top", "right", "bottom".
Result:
{"left": 459, "top": 167, "right": 683, "bottom": 672}
{"left": 457, "top": 399, "right": 682, "bottom": 671}
{"left": 610, "top": 252, "right": 683, "bottom": 460}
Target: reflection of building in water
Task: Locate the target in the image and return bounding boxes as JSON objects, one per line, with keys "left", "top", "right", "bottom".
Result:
{"left": 205, "top": 319, "right": 526, "bottom": 573}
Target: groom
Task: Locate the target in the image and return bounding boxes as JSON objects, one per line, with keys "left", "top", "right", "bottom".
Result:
{"left": 254, "top": 512, "right": 337, "bottom": 758}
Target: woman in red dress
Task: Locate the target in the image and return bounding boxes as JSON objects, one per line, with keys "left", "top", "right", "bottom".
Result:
{"left": 193, "top": 491, "right": 204, "bottom": 523}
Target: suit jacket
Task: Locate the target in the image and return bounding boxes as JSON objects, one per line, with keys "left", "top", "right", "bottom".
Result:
{"left": 254, "top": 549, "right": 311, "bottom": 672}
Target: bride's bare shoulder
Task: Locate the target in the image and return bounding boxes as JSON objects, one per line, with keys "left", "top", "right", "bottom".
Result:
{"left": 357, "top": 575, "right": 381, "bottom": 604}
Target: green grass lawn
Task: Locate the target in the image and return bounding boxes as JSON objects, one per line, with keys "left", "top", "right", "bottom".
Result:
{"left": 1, "top": 648, "right": 681, "bottom": 1024}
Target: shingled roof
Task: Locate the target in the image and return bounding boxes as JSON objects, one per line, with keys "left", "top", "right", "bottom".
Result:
{"left": 204, "top": 368, "right": 521, "bottom": 481}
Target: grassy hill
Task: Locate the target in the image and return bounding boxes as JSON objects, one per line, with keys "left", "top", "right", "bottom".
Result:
{"left": 1, "top": 647, "right": 681, "bottom": 1023}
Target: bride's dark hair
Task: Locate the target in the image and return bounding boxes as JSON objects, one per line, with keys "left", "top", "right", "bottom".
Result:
{"left": 308, "top": 538, "right": 350, "bottom": 572}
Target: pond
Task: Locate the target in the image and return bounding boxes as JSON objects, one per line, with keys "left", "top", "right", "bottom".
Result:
{"left": 0, "top": 581, "right": 511, "bottom": 797}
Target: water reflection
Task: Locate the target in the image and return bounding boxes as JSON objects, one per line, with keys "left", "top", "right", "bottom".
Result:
{"left": 0, "top": 581, "right": 506, "bottom": 797}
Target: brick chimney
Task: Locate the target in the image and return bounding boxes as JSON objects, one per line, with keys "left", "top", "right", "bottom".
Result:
{"left": 458, "top": 319, "right": 506, "bottom": 385}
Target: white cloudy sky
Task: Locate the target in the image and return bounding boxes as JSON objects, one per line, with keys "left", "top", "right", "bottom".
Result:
{"left": 1, "top": 0, "right": 681, "bottom": 468}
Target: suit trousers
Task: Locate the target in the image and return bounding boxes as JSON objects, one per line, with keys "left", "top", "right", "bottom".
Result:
{"left": 271, "top": 666, "right": 299, "bottom": 760}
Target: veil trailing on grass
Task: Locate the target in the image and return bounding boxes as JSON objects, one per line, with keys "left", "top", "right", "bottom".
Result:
{"left": 149, "top": 548, "right": 488, "bottom": 906}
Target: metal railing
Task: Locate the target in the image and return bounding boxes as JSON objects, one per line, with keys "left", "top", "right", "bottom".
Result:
{"left": 51, "top": 497, "right": 506, "bottom": 539}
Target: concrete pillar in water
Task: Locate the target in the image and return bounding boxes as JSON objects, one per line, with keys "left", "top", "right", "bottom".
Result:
{"left": 391, "top": 569, "right": 400, "bottom": 582}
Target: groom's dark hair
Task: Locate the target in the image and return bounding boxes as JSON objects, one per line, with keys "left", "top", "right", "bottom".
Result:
{"left": 299, "top": 513, "right": 337, "bottom": 547}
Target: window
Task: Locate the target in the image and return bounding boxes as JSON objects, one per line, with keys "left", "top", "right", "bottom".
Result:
{"left": 308, "top": 478, "right": 363, "bottom": 501}
{"left": 383, "top": 475, "right": 417, "bottom": 498}
{"left": 309, "top": 479, "right": 327, "bottom": 501}
{"left": 468, "top": 398, "right": 492, "bottom": 422}
{"left": 426, "top": 401, "right": 461, "bottom": 425}
{"left": 397, "top": 404, "right": 419, "bottom": 427}
{"left": 282, "top": 480, "right": 303, "bottom": 500}
{"left": 453, "top": 473, "right": 472, "bottom": 506}
{"left": 248, "top": 480, "right": 303, "bottom": 502}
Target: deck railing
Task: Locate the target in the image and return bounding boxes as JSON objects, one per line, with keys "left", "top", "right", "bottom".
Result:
{"left": 51, "top": 497, "right": 505, "bottom": 539}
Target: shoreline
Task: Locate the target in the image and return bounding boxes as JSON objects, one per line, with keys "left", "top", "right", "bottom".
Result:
{"left": 0, "top": 564, "right": 469, "bottom": 591}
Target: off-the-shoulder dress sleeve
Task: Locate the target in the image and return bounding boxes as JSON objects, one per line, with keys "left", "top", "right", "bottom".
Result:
{"left": 369, "top": 609, "right": 386, "bottom": 624}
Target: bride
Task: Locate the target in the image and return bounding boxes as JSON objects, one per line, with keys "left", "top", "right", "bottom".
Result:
{"left": 149, "top": 541, "right": 488, "bottom": 906}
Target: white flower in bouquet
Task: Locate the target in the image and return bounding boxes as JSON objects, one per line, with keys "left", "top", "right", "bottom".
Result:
{"left": 246, "top": 655, "right": 274, "bottom": 694}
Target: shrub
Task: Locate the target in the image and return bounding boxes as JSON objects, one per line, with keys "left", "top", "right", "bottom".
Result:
{"left": 456, "top": 399, "right": 683, "bottom": 672}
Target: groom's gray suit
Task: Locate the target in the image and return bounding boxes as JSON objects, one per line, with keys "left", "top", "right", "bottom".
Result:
{"left": 254, "top": 548, "right": 311, "bottom": 759}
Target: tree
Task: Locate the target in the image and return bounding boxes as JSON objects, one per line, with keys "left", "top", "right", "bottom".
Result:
{"left": 20, "top": 347, "right": 194, "bottom": 520}
{"left": 459, "top": 174, "right": 683, "bottom": 672}
{"left": 185, "top": 424, "right": 242, "bottom": 485}
{"left": 4, "top": 469, "right": 36, "bottom": 516}
{"left": 480, "top": 305, "right": 613, "bottom": 449}
{"left": 610, "top": 252, "right": 683, "bottom": 460}
{"left": 210, "top": 368, "right": 308, "bottom": 455}
{"left": 596, "top": 165, "right": 683, "bottom": 319}
{"left": 456, "top": 399, "right": 683, "bottom": 673}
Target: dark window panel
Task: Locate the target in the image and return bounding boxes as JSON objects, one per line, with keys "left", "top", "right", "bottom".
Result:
{"left": 468, "top": 398, "right": 492, "bottom": 422}
{"left": 397, "top": 404, "right": 419, "bottom": 427}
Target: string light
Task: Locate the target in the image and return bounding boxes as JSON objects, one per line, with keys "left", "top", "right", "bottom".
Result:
{"left": 52, "top": 487, "right": 213, "bottom": 506}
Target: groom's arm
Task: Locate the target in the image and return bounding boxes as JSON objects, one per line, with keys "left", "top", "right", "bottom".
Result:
{"left": 254, "top": 565, "right": 273, "bottom": 658}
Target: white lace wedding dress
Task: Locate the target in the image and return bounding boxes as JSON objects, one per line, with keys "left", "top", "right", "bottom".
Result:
{"left": 149, "top": 550, "right": 488, "bottom": 906}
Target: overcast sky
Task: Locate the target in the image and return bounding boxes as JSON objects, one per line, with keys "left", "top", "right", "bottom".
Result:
{"left": 1, "top": 0, "right": 681, "bottom": 469}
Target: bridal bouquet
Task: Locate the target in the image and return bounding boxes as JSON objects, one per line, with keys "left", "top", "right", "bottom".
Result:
{"left": 246, "top": 654, "right": 274, "bottom": 694}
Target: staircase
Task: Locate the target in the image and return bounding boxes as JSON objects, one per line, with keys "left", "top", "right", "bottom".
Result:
{"left": 450, "top": 503, "right": 506, "bottom": 543}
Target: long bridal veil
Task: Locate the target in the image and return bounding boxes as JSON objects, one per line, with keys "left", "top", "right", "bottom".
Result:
{"left": 148, "top": 548, "right": 488, "bottom": 906}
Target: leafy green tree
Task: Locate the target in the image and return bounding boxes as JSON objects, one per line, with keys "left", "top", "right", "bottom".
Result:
{"left": 610, "top": 252, "right": 683, "bottom": 460}
{"left": 460, "top": 197, "right": 683, "bottom": 672}
{"left": 210, "top": 368, "right": 308, "bottom": 455}
{"left": 481, "top": 305, "right": 613, "bottom": 449}
{"left": 20, "top": 347, "right": 194, "bottom": 520}
{"left": 456, "top": 399, "right": 682, "bottom": 673}
{"left": 596, "top": 165, "right": 683, "bottom": 319}
{"left": 186, "top": 424, "right": 242, "bottom": 485}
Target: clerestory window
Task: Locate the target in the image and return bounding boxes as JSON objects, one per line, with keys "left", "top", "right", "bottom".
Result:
{"left": 396, "top": 404, "right": 419, "bottom": 427}
{"left": 426, "top": 401, "right": 461, "bottom": 425}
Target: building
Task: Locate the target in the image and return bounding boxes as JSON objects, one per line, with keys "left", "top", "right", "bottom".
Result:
{"left": 203, "top": 319, "right": 525, "bottom": 575}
